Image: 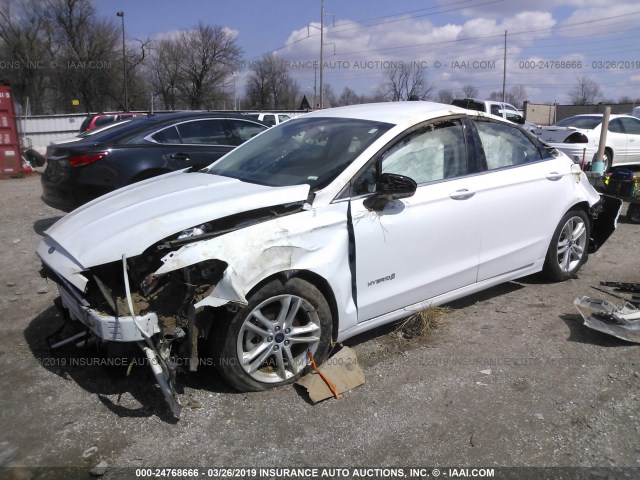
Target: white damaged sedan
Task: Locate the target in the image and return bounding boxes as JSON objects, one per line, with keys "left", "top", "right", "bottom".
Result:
{"left": 533, "top": 114, "right": 640, "bottom": 172}
{"left": 38, "top": 102, "right": 620, "bottom": 416}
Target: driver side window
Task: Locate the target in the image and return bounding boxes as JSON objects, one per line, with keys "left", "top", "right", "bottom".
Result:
{"left": 351, "top": 119, "right": 467, "bottom": 196}
{"left": 381, "top": 119, "right": 467, "bottom": 184}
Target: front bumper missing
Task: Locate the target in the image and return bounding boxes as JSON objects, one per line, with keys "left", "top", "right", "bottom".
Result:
{"left": 57, "top": 283, "right": 160, "bottom": 342}
{"left": 52, "top": 268, "right": 182, "bottom": 418}
{"left": 574, "top": 296, "right": 640, "bottom": 343}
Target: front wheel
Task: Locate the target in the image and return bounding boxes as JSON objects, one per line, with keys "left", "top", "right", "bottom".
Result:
{"left": 543, "top": 209, "right": 590, "bottom": 281}
{"left": 211, "top": 277, "right": 333, "bottom": 392}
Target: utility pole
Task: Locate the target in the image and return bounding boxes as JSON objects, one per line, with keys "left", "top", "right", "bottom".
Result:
{"left": 502, "top": 30, "right": 507, "bottom": 107}
{"left": 319, "top": 0, "right": 324, "bottom": 109}
{"left": 116, "top": 11, "right": 128, "bottom": 111}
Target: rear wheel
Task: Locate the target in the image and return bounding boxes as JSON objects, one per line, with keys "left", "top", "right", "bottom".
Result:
{"left": 602, "top": 149, "right": 612, "bottom": 173}
{"left": 543, "top": 209, "right": 590, "bottom": 281}
{"left": 212, "top": 277, "right": 332, "bottom": 392}
{"left": 627, "top": 203, "right": 640, "bottom": 224}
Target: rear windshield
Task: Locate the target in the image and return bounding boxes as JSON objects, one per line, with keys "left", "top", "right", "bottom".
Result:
{"left": 452, "top": 99, "right": 485, "bottom": 111}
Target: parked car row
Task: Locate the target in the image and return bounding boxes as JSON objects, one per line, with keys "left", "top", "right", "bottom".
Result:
{"left": 38, "top": 101, "right": 621, "bottom": 413}
{"left": 41, "top": 112, "right": 268, "bottom": 211}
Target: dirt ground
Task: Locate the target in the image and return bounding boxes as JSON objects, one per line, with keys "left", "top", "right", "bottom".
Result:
{"left": 0, "top": 174, "right": 639, "bottom": 479}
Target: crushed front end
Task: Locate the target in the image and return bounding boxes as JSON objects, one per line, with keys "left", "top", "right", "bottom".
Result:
{"left": 37, "top": 232, "right": 234, "bottom": 419}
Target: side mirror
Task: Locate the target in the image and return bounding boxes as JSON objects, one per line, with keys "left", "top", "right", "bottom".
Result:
{"left": 363, "top": 172, "right": 417, "bottom": 210}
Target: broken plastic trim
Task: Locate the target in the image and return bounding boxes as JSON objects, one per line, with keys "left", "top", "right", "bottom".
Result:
{"left": 588, "top": 194, "right": 622, "bottom": 253}
{"left": 574, "top": 296, "right": 640, "bottom": 343}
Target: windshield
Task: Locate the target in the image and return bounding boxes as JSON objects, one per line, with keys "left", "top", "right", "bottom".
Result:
{"left": 554, "top": 116, "right": 602, "bottom": 129}
{"left": 207, "top": 116, "right": 393, "bottom": 189}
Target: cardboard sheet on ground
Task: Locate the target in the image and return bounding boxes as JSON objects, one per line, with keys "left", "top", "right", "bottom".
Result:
{"left": 297, "top": 347, "right": 364, "bottom": 403}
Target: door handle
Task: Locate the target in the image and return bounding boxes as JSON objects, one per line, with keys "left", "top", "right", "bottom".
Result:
{"left": 546, "top": 172, "right": 563, "bottom": 181}
{"left": 449, "top": 188, "right": 475, "bottom": 200}
{"left": 171, "top": 153, "right": 190, "bottom": 161}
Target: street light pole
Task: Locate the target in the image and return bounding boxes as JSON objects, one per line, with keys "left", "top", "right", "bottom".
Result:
{"left": 319, "top": 0, "right": 324, "bottom": 109}
{"left": 116, "top": 11, "right": 128, "bottom": 111}
{"left": 233, "top": 72, "right": 237, "bottom": 111}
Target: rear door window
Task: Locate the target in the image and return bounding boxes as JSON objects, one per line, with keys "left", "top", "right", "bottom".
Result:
{"left": 175, "top": 119, "right": 229, "bottom": 145}
{"left": 474, "top": 120, "right": 544, "bottom": 170}
{"left": 150, "top": 125, "right": 182, "bottom": 144}
{"left": 225, "top": 119, "right": 267, "bottom": 145}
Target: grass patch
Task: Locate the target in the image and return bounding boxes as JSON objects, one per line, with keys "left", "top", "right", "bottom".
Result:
{"left": 396, "top": 306, "right": 450, "bottom": 339}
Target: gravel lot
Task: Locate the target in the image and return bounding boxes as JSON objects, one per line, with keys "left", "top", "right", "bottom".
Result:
{"left": 0, "top": 174, "right": 639, "bottom": 479}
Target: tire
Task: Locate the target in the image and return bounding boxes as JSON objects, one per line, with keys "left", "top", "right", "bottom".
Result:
{"left": 602, "top": 149, "right": 612, "bottom": 173}
{"left": 627, "top": 203, "right": 640, "bottom": 224}
{"left": 543, "top": 209, "right": 590, "bottom": 281}
{"left": 211, "top": 277, "right": 333, "bottom": 392}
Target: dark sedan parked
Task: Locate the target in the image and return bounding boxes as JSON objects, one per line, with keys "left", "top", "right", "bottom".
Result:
{"left": 41, "top": 112, "right": 268, "bottom": 211}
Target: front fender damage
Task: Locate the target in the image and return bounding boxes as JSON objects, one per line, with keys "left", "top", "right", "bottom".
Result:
{"left": 588, "top": 194, "right": 622, "bottom": 253}
{"left": 44, "top": 204, "right": 354, "bottom": 418}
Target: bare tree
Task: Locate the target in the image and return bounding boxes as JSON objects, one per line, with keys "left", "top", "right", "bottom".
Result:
{"left": 245, "top": 56, "right": 271, "bottom": 109}
{"left": 0, "top": 0, "right": 54, "bottom": 113}
{"left": 338, "top": 86, "right": 360, "bottom": 106}
{"left": 321, "top": 83, "right": 338, "bottom": 108}
{"left": 48, "top": 0, "right": 121, "bottom": 112}
{"left": 508, "top": 84, "right": 527, "bottom": 109}
{"left": 436, "top": 89, "right": 454, "bottom": 104}
{"left": 461, "top": 84, "right": 478, "bottom": 98}
{"left": 380, "top": 63, "right": 433, "bottom": 101}
{"left": 148, "top": 37, "right": 183, "bottom": 110}
{"left": 176, "top": 22, "right": 242, "bottom": 109}
{"left": 569, "top": 76, "right": 602, "bottom": 105}
{"left": 245, "top": 53, "right": 299, "bottom": 109}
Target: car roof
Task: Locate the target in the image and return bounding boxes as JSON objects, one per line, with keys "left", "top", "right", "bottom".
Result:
{"left": 304, "top": 101, "right": 471, "bottom": 125}
{"left": 72, "top": 112, "right": 268, "bottom": 144}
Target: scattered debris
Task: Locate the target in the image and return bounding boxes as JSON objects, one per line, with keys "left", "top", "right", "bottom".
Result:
{"left": 90, "top": 459, "right": 108, "bottom": 477}
{"left": 36, "top": 286, "right": 48, "bottom": 294}
{"left": 11, "top": 239, "right": 21, "bottom": 245}
{"left": 534, "top": 413, "right": 545, "bottom": 420}
{"left": 396, "top": 307, "right": 450, "bottom": 339}
{"left": 297, "top": 347, "right": 364, "bottom": 404}
{"left": 480, "top": 369, "right": 492, "bottom": 375}
{"left": 81, "top": 446, "right": 98, "bottom": 459}
{"left": 595, "top": 281, "right": 640, "bottom": 307}
{"left": 574, "top": 296, "right": 640, "bottom": 343}
{"left": 5, "top": 281, "right": 15, "bottom": 287}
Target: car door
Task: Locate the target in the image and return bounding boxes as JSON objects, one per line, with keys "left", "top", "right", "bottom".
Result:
{"left": 348, "top": 118, "right": 483, "bottom": 322}
{"left": 619, "top": 117, "right": 640, "bottom": 163}
{"left": 469, "top": 119, "right": 575, "bottom": 281}
{"left": 607, "top": 118, "right": 629, "bottom": 165}
{"left": 151, "top": 119, "right": 235, "bottom": 170}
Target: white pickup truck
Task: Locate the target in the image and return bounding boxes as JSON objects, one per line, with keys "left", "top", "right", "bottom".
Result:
{"left": 451, "top": 98, "right": 524, "bottom": 123}
{"left": 244, "top": 112, "right": 291, "bottom": 127}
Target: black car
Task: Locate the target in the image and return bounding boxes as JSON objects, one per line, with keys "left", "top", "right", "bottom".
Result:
{"left": 41, "top": 112, "right": 268, "bottom": 211}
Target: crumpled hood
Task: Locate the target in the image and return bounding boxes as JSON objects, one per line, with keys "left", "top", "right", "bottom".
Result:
{"left": 44, "top": 170, "right": 310, "bottom": 268}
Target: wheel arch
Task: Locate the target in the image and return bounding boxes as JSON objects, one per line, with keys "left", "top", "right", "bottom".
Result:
{"left": 244, "top": 269, "right": 340, "bottom": 342}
